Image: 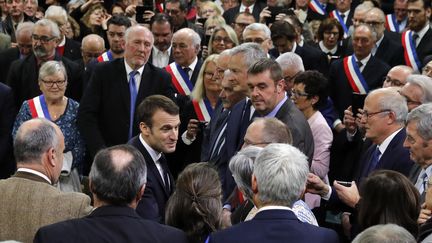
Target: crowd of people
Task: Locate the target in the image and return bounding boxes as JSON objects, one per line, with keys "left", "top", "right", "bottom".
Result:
{"left": 1, "top": 0, "right": 432, "bottom": 242}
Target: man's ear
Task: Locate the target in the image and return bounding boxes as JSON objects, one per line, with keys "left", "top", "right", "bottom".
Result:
{"left": 139, "top": 122, "right": 150, "bottom": 136}
{"left": 251, "top": 174, "right": 258, "bottom": 194}
{"left": 136, "top": 184, "right": 146, "bottom": 203}
{"left": 47, "top": 147, "right": 56, "bottom": 167}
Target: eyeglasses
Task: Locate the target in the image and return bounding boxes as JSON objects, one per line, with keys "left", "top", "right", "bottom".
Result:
{"left": 291, "top": 88, "right": 309, "bottom": 97}
{"left": 243, "top": 139, "right": 271, "bottom": 147}
{"left": 165, "top": 9, "right": 180, "bottom": 15}
{"left": 243, "top": 37, "right": 268, "bottom": 44}
{"left": 365, "top": 21, "right": 384, "bottom": 27}
{"left": 383, "top": 76, "right": 404, "bottom": 87}
{"left": 32, "top": 34, "right": 56, "bottom": 43}
{"left": 40, "top": 79, "right": 66, "bottom": 88}
{"left": 324, "top": 31, "right": 340, "bottom": 36}
{"left": 422, "top": 66, "right": 432, "bottom": 75}
{"left": 204, "top": 71, "right": 215, "bottom": 78}
{"left": 82, "top": 51, "right": 103, "bottom": 59}
{"left": 213, "top": 36, "right": 233, "bottom": 44}
{"left": 362, "top": 109, "right": 391, "bottom": 120}
{"left": 284, "top": 71, "right": 300, "bottom": 84}
{"left": 234, "top": 22, "right": 250, "bottom": 28}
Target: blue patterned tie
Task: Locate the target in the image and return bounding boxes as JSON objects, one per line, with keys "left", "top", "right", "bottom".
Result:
{"left": 128, "top": 71, "right": 138, "bottom": 140}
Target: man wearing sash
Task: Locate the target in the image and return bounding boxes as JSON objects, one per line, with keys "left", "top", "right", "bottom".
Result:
{"left": 385, "top": 0, "right": 408, "bottom": 33}
{"left": 403, "top": 0, "right": 432, "bottom": 71}
{"left": 96, "top": 15, "right": 131, "bottom": 63}
{"left": 307, "top": 0, "right": 336, "bottom": 21}
{"left": 329, "top": 24, "right": 390, "bottom": 119}
{"left": 165, "top": 28, "right": 202, "bottom": 110}
{"left": 329, "top": 0, "right": 353, "bottom": 37}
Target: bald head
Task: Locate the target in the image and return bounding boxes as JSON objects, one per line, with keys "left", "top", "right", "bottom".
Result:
{"left": 383, "top": 65, "right": 413, "bottom": 88}
{"left": 81, "top": 34, "right": 105, "bottom": 65}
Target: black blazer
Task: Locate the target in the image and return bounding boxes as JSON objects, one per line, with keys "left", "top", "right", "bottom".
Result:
{"left": 328, "top": 55, "right": 390, "bottom": 118}
{"left": 6, "top": 53, "right": 83, "bottom": 108}
{"left": 306, "top": 3, "right": 336, "bottom": 22}
{"left": 34, "top": 206, "right": 188, "bottom": 243}
{"left": 417, "top": 27, "right": 432, "bottom": 67}
{"left": 0, "top": 47, "right": 19, "bottom": 83}
{"left": 128, "top": 136, "right": 174, "bottom": 223}
{"left": 62, "top": 38, "right": 82, "bottom": 61}
{"left": 295, "top": 43, "right": 329, "bottom": 76}
{"left": 77, "top": 58, "right": 175, "bottom": 158}
{"left": 222, "top": 2, "right": 267, "bottom": 25}
{"left": 0, "top": 83, "right": 16, "bottom": 179}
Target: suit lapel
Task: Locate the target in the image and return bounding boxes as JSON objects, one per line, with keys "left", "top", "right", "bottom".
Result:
{"left": 114, "top": 59, "right": 131, "bottom": 116}
{"left": 190, "top": 59, "right": 203, "bottom": 85}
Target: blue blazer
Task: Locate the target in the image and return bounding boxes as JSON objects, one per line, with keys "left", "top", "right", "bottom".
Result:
{"left": 209, "top": 209, "right": 339, "bottom": 243}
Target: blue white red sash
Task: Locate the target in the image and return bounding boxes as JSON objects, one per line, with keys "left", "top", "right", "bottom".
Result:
{"left": 96, "top": 50, "right": 113, "bottom": 63}
{"left": 385, "top": 14, "right": 399, "bottom": 33}
{"left": 401, "top": 31, "right": 421, "bottom": 72}
{"left": 343, "top": 55, "right": 369, "bottom": 94}
{"left": 165, "top": 62, "right": 194, "bottom": 95}
{"left": 192, "top": 98, "right": 213, "bottom": 121}
{"left": 156, "top": 3, "right": 164, "bottom": 13}
{"left": 330, "top": 10, "right": 348, "bottom": 38}
{"left": 309, "top": 0, "right": 326, "bottom": 15}
{"left": 28, "top": 95, "right": 52, "bottom": 120}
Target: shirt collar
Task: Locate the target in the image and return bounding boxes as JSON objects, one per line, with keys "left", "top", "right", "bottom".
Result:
{"left": 291, "top": 42, "right": 297, "bottom": 53}
{"left": 355, "top": 53, "right": 372, "bottom": 66}
{"left": 17, "top": 168, "right": 52, "bottom": 184}
{"left": 153, "top": 45, "right": 171, "bottom": 55}
{"left": 124, "top": 59, "right": 145, "bottom": 79}
{"left": 319, "top": 41, "right": 337, "bottom": 54}
{"left": 58, "top": 36, "right": 66, "bottom": 47}
{"left": 377, "top": 127, "right": 403, "bottom": 155}
{"left": 257, "top": 205, "right": 292, "bottom": 213}
{"left": 139, "top": 134, "right": 162, "bottom": 162}
{"left": 184, "top": 56, "right": 198, "bottom": 71}
{"left": 240, "top": 3, "right": 255, "bottom": 12}
{"left": 415, "top": 23, "right": 430, "bottom": 42}
{"left": 265, "top": 95, "right": 288, "bottom": 118}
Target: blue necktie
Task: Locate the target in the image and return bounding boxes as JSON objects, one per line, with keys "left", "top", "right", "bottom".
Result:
{"left": 364, "top": 146, "right": 381, "bottom": 177}
{"left": 128, "top": 71, "right": 138, "bottom": 140}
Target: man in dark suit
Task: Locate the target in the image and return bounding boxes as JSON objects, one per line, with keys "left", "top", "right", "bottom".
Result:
{"left": 222, "top": 0, "right": 266, "bottom": 25}
{"left": 6, "top": 19, "right": 82, "bottom": 107}
{"left": 1, "top": 0, "right": 35, "bottom": 42}
{"left": 0, "top": 83, "right": 16, "bottom": 179}
{"left": 34, "top": 144, "right": 188, "bottom": 243}
{"left": 128, "top": 95, "right": 180, "bottom": 223}
{"left": 209, "top": 143, "right": 339, "bottom": 243}
{"left": 406, "top": 0, "right": 432, "bottom": 69}
{"left": 78, "top": 25, "right": 175, "bottom": 159}
{"left": 331, "top": 0, "right": 354, "bottom": 35}
{"left": 328, "top": 24, "right": 390, "bottom": 119}
{"left": 0, "top": 21, "right": 33, "bottom": 83}
{"left": 150, "top": 13, "right": 175, "bottom": 68}
{"left": 165, "top": 0, "right": 203, "bottom": 38}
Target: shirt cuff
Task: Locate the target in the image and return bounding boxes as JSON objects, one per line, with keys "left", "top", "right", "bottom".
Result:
{"left": 181, "top": 131, "right": 196, "bottom": 145}
{"left": 223, "top": 204, "right": 232, "bottom": 211}
{"left": 346, "top": 129, "right": 357, "bottom": 142}
{"left": 322, "top": 185, "right": 332, "bottom": 200}
{"left": 332, "top": 119, "right": 342, "bottom": 129}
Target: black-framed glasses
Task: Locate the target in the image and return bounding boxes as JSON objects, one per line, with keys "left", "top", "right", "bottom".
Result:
{"left": 383, "top": 76, "right": 404, "bottom": 87}
{"left": 291, "top": 88, "right": 309, "bottom": 97}
{"left": 243, "top": 37, "right": 268, "bottom": 44}
{"left": 40, "top": 79, "right": 66, "bottom": 88}
{"left": 284, "top": 71, "right": 300, "bottom": 83}
{"left": 32, "top": 34, "right": 56, "bottom": 43}
{"left": 362, "top": 109, "right": 391, "bottom": 120}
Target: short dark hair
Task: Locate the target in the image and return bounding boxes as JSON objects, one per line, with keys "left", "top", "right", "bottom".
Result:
{"left": 317, "top": 18, "right": 344, "bottom": 41}
{"left": 90, "top": 144, "right": 147, "bottom": 206}
{"left": 293, "top": 70, "right": 329, "bottom": 109}
{"left": 408, "top": 0, "right": 431, "bottom": 9}
{"left": 248, "top": 58, "right": 283, "bottom": 84}
{"left": 233, "top": 11, "right": 255, "bottom": 23}
{"left": 165, "top": 0, "right": 188, "bottom": 11}
{"left": 107, "top": 14, "right": 131, "bottom": 29}
{"left": 270, "top": 20, "right": 297, "bottom": 41}
{"left": 137, "top": 95, "right": 179, "bottom": 128}
{"left": 150, "top": 13, "right": 173, "bottom": 31}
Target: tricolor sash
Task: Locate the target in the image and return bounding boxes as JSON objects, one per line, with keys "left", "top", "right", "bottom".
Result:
{"left": 401, "top": 30, "right": 421, "bottom": 72}
{"left": 192, "top": 98, "right": 213, "bottom": 121}
{"left": 385, "top": 14, "right": 399, "bottom": 33}
{"left": 165, "top": 62, "right": 194, "bottom": 95}
{"left": 156, "top": 3, "right": 164, "bottom": 13}
{"left": 330, "top": 10, "right": 349, "bottom": 38}
{"left": 343, "top": 55, "right": 369, "bottom": 94}
{"left": 96, "top": 51, "right": 113, "bottom": 63}
{"left": 28, "top": 95, "right": 52, "bottom": 120}
{"left": 309, "top": 0, "right": 326, "bottom": 15}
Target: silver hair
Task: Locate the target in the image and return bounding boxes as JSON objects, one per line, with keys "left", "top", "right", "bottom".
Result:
{"left": 354, "top": 3, "right": 374, "bottom": 15}
{"left": 406, "top": 74, "right": 432, "bottom": 103}
{"left": 13, "top": 118, "right": 59, "bottom": 164}
{"left": 354, "top": 24, "right": 378, "bottom": 42}
{"left": 0, "top": 33, "right": 11, "bottom": 51}
{"left": 406, "top": 103, "right": 432, "bottom": 141}
{"left": 352, "top": 224, "right": 416, "bottom": 243}
{"left": 243, "top": 23, "right": 271, "bottom": 39}
{"left": 45, "top": 5, "right": 68, "bottom": 24}
{"left": 276, "top": 52, "right": 305, "bottom": 73}
{"left": 230, "top": 43, "right": 267, "bottom": 68}
{"left": 39, "top": 61, "right": 68, "bottom": 82}
{"left": 253, "top": 143, "right": 309, "bottom": 207}
{"left": 15, "top": 22, "right": 34, "bottom": 38}
{"left": 370, "top": 88, "right": 408, "bottom": 124}
{"left": 369, "top": 7, "right": 386, "bottom": 22}
{"left": 125, "top": 25, "right": 154, "bottom": 45}
{"left": 229, "top": 146, "right": 263, "bottom": 201}
{"left": 81, "top": 33, "right": 105, "bottom": 48}
{"left": 34, "top": 18, "right": 61, "bottom": 38}
{"left": 173, "top": 28, "right": 201, "bottom": 47}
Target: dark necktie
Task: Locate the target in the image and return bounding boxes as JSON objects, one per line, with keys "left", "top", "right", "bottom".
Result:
{"left": 363, "top": 146, "right": 381, "bottom": 177}
{"left": 239, "top": 100, "right": 252, "bottom": 140}
{"left": 183, "top": 67, "right": 191, "bottom": 79}
{"left": 128, "top": 71, "right": 138, "bottom": 140}
{"left": 413, "top": 33, "right": 419, "bottom": 47}
{"left": 159, "top": 155, "right": 171, "bottom": 193}
{"left": 357, "top": 61, "right": 363, "bottom": 68}
{"left": 340, "top": 14, "right": 346, "bottom": 23}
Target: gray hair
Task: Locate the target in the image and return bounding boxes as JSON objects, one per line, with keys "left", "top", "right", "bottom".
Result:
{"left": 405, "top": 74, "right": 432, "bottom": 103}
{"left": 354, "top": 24, "right": 377, "bottom": 42}
{"left": 253, "top": 143, "right": 309, "bottom": 207}
{"left": 354, "top": 3, "right": 374, "bottom": 15}
{"left": 352, "top": 224, "right": 416, "bottom": 243}
{"left": 0, "top": 33, "right": 11, "bottom": 51}
{"left": 14, "top": 118, "right": 59, "bottom": 164}
{"left": 173, "top": 28, "right": 201, "bottom": 47}
{"left": 260, "top": 118, "right": 293, "bottom": 144}
{"left": 406, "top": 103, "right": 432, "bottom": 141}
{"left": 89, "top": 144, "right": 147, "bottom": 206}
{"left": 276, "top": 52, "right": 305, "bottom": 73}
{"left": 45, "top": 5, "right": 68, "bottom": 24}
{"left": 369, "top": 7, "right": 386, "bottom": 22}
{"left": 34, "top": 18, "right": 61, "bottom": 39}
{"left": 38, "top": 61, "right": 68, "bottom": 82}
{"left": 15, "top": 22, "right": 34, "bottom": 38}
{"left": 229, "top": 146, "right": 263, "bottom": 201}
{"left": 243, "top": 23, "right": 271, "bottom": 39}
{"left": 125, "top": 25, "right": 154, "bottom": 45}
{"left": 230, "top": 43, "right": 267, "bottom": 68}
{"left": 371, "top": 88, "right": 408, "bottom": 124}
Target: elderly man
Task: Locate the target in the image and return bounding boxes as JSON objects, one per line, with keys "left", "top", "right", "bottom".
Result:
{"left": 382, "top": 65, "right": 413, "bottom": 87}
{"left": 128, "top": 95, "right": 180, "bottom": 223}
{"left": 385, "top": 0, "right": 409, "bottom": 33}
{"left": 6, "top": 18, "right": 83, "bottom": 107}
{"left": 232, "top": 12, "right": 256, "bottom": 42}
{"left": 210, "top": 143, "right": 339, "bottom": 243}
{"left": 328, "top": 24, "right": 390, "bottom": 119}
{"left": 1, "top": 0, "right": 35, "bottom": 42}
{"left": 80, "top": 34, "right": 105, "bottom": 67}
{"left": 242, "top": 23, "right": 272, "bottom": 57}
{"left": 330, "top": 0, "right": 353, "bottom": 37}
{"left": 34, "top": 145, "right": 188, "bottom": 242}
{"left": 78, "top": 25, "right": 175, "bottom": 159}
{"left": 399, "top": 74, "right": 432, "bottom": 111}
{"left": 0, "top": 118, "right": 92, "bottom": 242}
{"left": 404, "top": 0, "right": 432, "bottom": 71}
{"left": 150, "top": 13, "right": 174, "bottom": 68}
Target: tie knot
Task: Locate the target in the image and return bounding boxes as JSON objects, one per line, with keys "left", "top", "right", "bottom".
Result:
{"left": 129, "top": 70, "right": 138, "bottom": 77}
{"left": 340, "top": 14, "right": 346, "bottom": 19}
{"left": 357, "top": 61, "right": 363, "bottom": 68}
